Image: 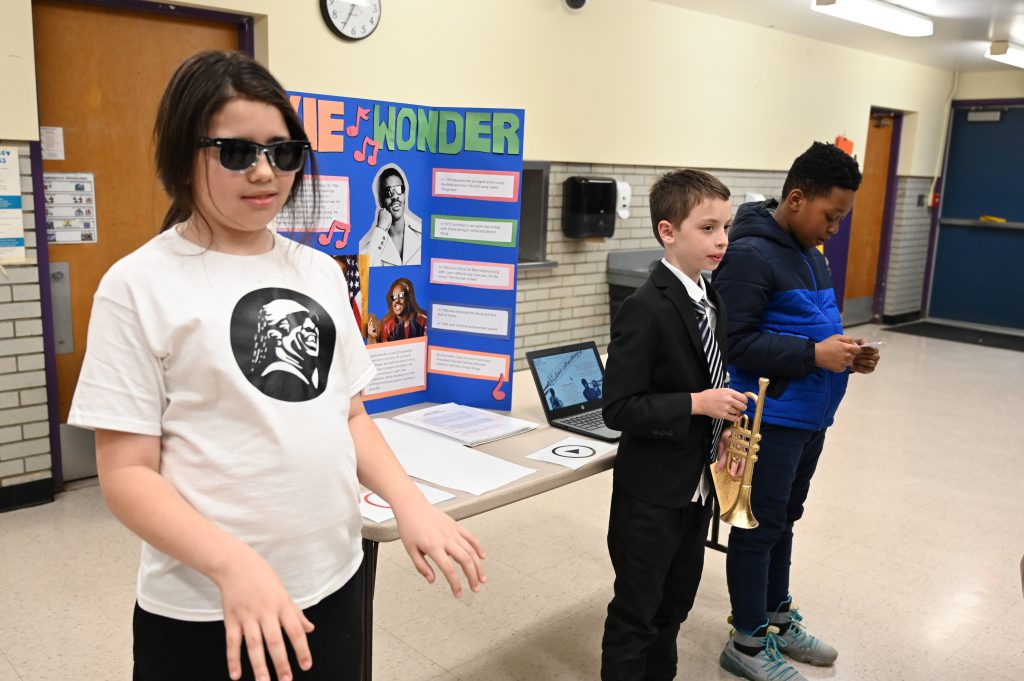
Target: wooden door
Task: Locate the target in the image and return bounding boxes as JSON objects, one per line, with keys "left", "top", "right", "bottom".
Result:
{"left": 33, "top": 1, "right": 240, "bottom": 424}
{"left": 843, "top": 112, "right": 894, "bottom": 325}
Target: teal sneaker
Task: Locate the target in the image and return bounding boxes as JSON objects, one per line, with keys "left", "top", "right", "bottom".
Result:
{"left": 769, "top": 604, "right": 838, "bottom": 666}
{"left": 719, "top": 625, "right": 807, "bottom": 681}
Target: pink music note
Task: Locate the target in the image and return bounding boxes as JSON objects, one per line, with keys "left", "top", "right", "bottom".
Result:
{"left": 345, "top": 106, "right": 371, "bottom": 137}
{"left": 317, "top": 220, "right": 351, "bottom": 249}
{"left": 353, "top": 136, "right": 380, "bottom": 166}
{"left": 491, "top": 374, "right": 507, "bottom": 401}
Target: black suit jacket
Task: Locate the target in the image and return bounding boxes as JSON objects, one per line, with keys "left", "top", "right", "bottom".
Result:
{"left": 602, "top": 262, "right": 728, "bottom": 508}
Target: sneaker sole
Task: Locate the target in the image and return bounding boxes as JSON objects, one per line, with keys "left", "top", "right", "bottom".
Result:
{"left": 782, "top": 650, "right": 838, "bottom": 667}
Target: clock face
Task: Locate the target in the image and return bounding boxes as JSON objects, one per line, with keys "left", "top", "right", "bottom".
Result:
{"left": 321, "top": 0, "right": 381, "bottom": 41}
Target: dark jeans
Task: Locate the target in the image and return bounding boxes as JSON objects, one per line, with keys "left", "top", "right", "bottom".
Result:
{"left": 726, "top": 424, "right": 827, "bottom": 633}
{"left": 133, "top": 566, "right": 364, "bottom": 681}
{"left": 602, "top": 488, "right": 713, "bottom": 681}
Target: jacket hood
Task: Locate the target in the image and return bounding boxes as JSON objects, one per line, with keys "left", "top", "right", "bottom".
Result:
{"left": 730, "top": 199, "right": 801, "bottom": 251}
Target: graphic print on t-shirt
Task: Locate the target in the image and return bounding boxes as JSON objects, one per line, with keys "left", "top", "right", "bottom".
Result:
{"left": 231, "top": 288, "right": 336, "bottom": 402}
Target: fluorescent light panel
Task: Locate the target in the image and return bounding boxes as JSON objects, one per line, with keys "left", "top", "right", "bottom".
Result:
{"left": 811, "top": 0, "right": 934, "bottom": 37}
{"left": 985, "top": 41, "right": 1024, "bottom": 70}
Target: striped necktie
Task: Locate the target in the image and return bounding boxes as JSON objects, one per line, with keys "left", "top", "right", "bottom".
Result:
{"left": 693, "top": 298, "right": 725, "bottom": 461}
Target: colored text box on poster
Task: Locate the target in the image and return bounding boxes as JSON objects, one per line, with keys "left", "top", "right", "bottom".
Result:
{"left": 428, "top": 346, "right": 510, "bottom": 382}
{"left": 430, "top": 258, "right": 515, "bottom": 290}
{"left": 430, "top": 215, "right": 517, "bottom": 247}
{"left": 432, "top": 168, "right": 520, "bottom": 202}
{"left": 429, "top": 303, "right": 511, "bottom": 339}
{"left": 363, "top": 337, "right": 427, "bottom": 400}
{"left": 273, "top": 175, "right": 350, "bottom": 231}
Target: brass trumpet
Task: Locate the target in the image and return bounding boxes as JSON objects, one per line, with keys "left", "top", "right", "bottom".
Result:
{"left": 710, "top": 377, "right": 769, "bottom": 529}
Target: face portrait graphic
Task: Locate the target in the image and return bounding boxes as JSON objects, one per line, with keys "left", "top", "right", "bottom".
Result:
{"left": 380, "top": 171, "right": 406, "bottom": 221}
{"left": 232, "top": 290, "right": 336, "bottom": 403}
{"left": 258, "top": 300, "right": 320, "bottom": 378}
{"left": 389, "top": 284, "right": 408, "bottom": 318}
{"left": 280, "top": 309, "right": 320, "bottom": 361}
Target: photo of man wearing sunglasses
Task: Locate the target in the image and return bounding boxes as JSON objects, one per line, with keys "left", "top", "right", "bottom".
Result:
{"left": 378, "top": 278, "right": 427, "bottom": 343}
{"left": 358, "top": 163, "right": 422, "bottom": 267}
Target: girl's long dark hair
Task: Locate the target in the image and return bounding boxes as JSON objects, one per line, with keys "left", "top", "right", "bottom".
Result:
{"left": 154, "top": 50, "right": 318, "bottom": 234}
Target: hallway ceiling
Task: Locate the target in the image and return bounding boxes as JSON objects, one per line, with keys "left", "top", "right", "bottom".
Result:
{"left": 653, "top": 0, "right": 1024, "bottom": 71}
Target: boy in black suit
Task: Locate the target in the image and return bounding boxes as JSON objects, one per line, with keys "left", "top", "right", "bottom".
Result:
{"left": 601, "top": 169, "right": 749, "bottom": 681}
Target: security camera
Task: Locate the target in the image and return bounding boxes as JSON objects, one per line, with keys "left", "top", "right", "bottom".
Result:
{"left": 566, "top": 0, "right": 586, "bottom": 9}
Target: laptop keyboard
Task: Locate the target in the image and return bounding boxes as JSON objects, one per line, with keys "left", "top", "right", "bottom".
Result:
{"left": 557, "top": 411, "right": 608, "bottom": 430}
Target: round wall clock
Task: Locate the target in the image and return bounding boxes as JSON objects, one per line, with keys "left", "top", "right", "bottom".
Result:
{"left": 320, "top": 0, "right": 381, "bottom": 41}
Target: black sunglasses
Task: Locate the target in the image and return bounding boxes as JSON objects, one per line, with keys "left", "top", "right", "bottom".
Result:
{"left": 199, "top": 137, "right": 310, "bottom": 173}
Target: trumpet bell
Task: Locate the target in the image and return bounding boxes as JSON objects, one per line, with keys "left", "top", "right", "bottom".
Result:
{"left": 710, "top": 377, "right": 769, "bottom": 530}
{"left": 720, "top": 484, "right": 759, "bottom": 529}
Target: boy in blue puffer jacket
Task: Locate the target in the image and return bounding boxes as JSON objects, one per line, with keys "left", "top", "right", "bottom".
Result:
{"left": 712, "top": 142, "right": 880, "bottom": 681}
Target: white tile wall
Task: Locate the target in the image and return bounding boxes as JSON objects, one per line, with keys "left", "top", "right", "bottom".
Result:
{"left": 0, "top": 140, "right": 53, "bottom": 492}
{"left": 882, "top": 176, "right": 932, "bottom": 318}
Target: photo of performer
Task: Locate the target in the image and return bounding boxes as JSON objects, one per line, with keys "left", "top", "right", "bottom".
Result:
{"left": 358, "top": 164, "right": 422, "bottom": 267}
{"left": 582, "top": 378, "right": 602, "bottom": 401}
{"left": 379, "top": 278, "right": 427, "bottom": 342}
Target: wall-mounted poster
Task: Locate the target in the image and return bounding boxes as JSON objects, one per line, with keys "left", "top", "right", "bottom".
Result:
{"left": 275, "top": 93, "right": 525, "bottom": 413}
{"left": 0, "top": 148, "right": 27, "bottom": 263}
{"left": 43, "top": 172, "right": 98, "bottom": 244}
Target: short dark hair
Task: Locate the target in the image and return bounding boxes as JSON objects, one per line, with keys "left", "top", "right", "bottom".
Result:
{"left": 649, "top": 169, "right": 731, "bottom": 245}
{"left": 781, "top": 142, "right": 862, "bottom": 201}
{"left": 154, "top": 50, "right": 317, "bottom": 233}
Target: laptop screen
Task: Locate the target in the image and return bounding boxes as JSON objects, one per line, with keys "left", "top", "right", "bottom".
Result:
{"left": 529, "top": 344, "right": 604, "bottom": 411}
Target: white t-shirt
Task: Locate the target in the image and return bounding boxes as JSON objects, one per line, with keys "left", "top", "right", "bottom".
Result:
{"left": 68, "top": 227, "right": 376, "bottom": 621}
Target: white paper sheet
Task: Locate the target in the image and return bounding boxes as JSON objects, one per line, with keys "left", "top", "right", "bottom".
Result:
{"left": 525, "top": 436, "right": 616, "bottom": 471}
{"left": 393, "top": 402, "right": 536, "bottom": 446}
{"left": 359, "top": 482, "right": 455, "bottom": 523}
{"left": 374, "top": 418, "right": 536, "bottom": 495}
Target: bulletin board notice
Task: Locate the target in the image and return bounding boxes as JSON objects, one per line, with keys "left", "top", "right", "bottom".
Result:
{"left": 43, "top": 172, "right": 98, "bottom": 244}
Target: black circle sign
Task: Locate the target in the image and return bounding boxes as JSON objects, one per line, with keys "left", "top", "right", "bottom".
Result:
{"left": 552, "top": 444, "right": 596, "bottom": 459}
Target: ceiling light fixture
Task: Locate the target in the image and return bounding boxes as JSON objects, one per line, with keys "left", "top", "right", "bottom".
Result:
{"left": 984, "top": 41, "right": 1024, "bottom": 70}
{"left": 810, "top": 0, "right": 934, "bottom": 37}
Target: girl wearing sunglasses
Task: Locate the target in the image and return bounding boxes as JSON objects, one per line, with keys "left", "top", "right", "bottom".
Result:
{"left": 68, "top": 50, "right": 485, "bottom": 681}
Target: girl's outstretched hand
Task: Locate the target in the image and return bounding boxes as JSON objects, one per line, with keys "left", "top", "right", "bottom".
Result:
{"left": 215, "top": 544, "right": 315, "bottom": 681}
{"left": 394, "top": 500, "right": 487, "bottom": 598}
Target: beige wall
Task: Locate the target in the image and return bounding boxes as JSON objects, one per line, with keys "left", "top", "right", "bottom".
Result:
{"left": 1, "top": 0, "right": 971, "bottom": 175}
{"left": 956, "top": 70, "right": 1024, "bottom": 100}
{"left": 0, "top": 0, "right": 39, "bottom": 141}
{"left": 6, "top": 1, "right": 1023, "bottom": 187}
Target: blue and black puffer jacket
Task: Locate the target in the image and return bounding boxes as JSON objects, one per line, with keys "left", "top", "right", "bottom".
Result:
{"left": 711, "top": 200, "right": 848, "bottom": 431}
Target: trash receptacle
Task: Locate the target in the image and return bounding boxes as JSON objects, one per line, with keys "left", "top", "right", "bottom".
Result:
{"left": 607, "top": 249, "right": 663, "bottom": 323}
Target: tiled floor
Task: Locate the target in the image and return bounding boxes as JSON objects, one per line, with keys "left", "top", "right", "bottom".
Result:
{"left": 1, "top": 327, "right": 1022, "bottom": 680}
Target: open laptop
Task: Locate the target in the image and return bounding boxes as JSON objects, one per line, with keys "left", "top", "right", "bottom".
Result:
{"left": 525, "top": 341, "right": 620, "bottom": 442}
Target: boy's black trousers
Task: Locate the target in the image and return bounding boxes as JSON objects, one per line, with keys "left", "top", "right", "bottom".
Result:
{"left": 601, "top": 488, "right": 712, "bottom": 681}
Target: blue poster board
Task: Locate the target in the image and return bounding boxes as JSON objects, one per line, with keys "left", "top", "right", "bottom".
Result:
{"left": 278, "top": 93, "right": 525, "bottom": 412}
